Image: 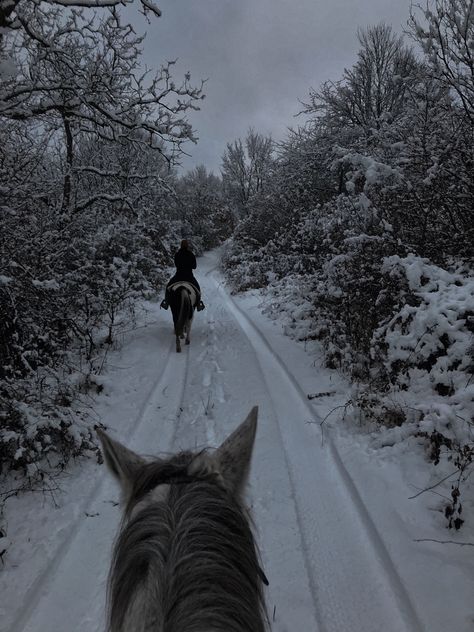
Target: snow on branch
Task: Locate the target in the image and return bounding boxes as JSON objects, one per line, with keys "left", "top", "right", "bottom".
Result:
{"left": 48, "top": 0, "right": 162, "bottom": 17}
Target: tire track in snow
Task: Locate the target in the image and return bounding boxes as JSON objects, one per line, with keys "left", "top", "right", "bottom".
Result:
{"left": 170, "top": 276, "right": 230, "bottom": 452}
{"left": 165, "top": 340, "right": 198, "bottom": 453}
{"left": 10, "top": 332, "right": 192, "bottom": 632}
{"left": 191, "top": 314, "right": 226, "bottom": 447}
{"left": 214, "top": 272, "right": 425, "bottom": 632}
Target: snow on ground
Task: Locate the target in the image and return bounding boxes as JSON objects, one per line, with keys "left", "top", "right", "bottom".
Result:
{"left": 1, "top": 250, "right": 473, "bottom": 632}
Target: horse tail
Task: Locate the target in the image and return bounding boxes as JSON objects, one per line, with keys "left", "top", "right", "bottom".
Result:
{"left": 176, "top": 287, "right": 191, "bottom": 336}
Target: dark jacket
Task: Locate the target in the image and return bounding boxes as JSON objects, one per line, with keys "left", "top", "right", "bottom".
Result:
{"left": 167, "top": 248, "right": 200, "bottom": 294}
{"left": 174, "top": 248, "right": 197, "bottom": 275}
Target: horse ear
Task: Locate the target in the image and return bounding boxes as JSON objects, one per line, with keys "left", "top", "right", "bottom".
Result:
{"left": 97, "top": 429, "right": 145, "bottom": 495}
{"left": 215, "top": 406, "right": 258, "bottom": 494}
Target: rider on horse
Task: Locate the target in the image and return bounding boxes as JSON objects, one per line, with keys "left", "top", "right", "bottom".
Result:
{"left": 160, "top": 239, "right": 205, "bottom": 311}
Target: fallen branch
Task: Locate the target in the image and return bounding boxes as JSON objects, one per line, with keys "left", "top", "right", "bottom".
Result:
{"left": 408, "top": 469, "right": 459, "bottom": 499}
{"left": 307, "top": 390, "right": 336, "bottom": 400}
{"left": 414, "top": 538, "right": 474, "bottom": 547}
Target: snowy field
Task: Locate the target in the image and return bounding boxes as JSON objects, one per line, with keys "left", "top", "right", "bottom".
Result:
{"left": 1, "top": 250, "right": 473, "bottom": 632}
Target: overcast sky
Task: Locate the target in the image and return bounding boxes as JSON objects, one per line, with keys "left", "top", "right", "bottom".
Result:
{"left": 129, "top": 0, "right": 413, "bottom": 174}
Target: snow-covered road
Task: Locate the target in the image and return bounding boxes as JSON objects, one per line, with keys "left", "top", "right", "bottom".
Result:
{"left": 3, "top": 250, "right": 472, "bottom": 632}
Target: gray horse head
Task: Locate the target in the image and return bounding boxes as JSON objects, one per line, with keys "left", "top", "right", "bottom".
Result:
{"left": 98, "top": 407, "right": 268, "bottom": 632}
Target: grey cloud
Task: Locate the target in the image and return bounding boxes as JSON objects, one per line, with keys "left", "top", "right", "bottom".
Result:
{"left": 132, "top": 0, "right": 412, "bottom": 174}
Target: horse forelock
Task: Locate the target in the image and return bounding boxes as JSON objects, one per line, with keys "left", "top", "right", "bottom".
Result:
{"left": 108, "top": 452, "right": 268, "bottom": 632}
{"left": 124, "top": 452, "right": 206, "bottom": 513}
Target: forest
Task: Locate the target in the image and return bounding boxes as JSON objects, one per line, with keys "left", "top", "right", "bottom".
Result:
{"left": 1, "top": 0, "right": 473, "bottom": 539}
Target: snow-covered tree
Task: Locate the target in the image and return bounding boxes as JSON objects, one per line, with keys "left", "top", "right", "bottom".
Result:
{"left": 409, "top": 0, "right": 474, "bottom": 122}
{"left": 304, "top": 24, "right": 418, "bottom": 136}
{"left": 0, "top": 0, "right": 204, "bottom": 492}
{"left": 0, "top": 7, "right": 203, "bottom": 213}
{"left": 223, "top": 15, "right": 473, "bottom": 458}
{"left": 0, "top": 0, "right": 161, "bottom": 49}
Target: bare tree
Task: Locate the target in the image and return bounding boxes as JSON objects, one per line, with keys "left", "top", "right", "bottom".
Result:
{"left": 221, "top": 129, "right": 273, "bottom": 217}
{"left": 304, "top": 24, "right": 418, "bottom": 133}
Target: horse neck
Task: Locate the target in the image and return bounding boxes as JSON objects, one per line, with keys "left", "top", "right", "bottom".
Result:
{"left": 108, "top": 482, "right": 267, "bottom": 632}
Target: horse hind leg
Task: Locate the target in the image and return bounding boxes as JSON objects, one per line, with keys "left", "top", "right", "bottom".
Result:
{"left": 176, "top": 335, "right": 181, "bottom": 353}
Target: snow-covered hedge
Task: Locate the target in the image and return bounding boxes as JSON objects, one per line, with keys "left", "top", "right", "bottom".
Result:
{"left": 373, "top": 255, "right": 474, "bottom": 435}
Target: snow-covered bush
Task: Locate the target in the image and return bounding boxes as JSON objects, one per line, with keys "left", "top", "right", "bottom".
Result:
{"left": 257, "top": 201, "right": 408, "bottom": 378}
{"left": 371, "top": 255, "right": 474, "bottom": 431}
{"left": 0, "top": 201, "right": 170, "bottom": 486}
{"left": 374, "top": 256, "right": 473, "bottom": 394}
{"left": 222, "top": 239, "right": 269, "bottom": 292}
{"left": 369, "top": 256, "right": 473, "bottom": 528}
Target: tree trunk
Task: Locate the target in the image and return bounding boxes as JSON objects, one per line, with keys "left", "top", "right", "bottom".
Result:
{"left": 61, "top": 110, "right": 73, "bottom": 213}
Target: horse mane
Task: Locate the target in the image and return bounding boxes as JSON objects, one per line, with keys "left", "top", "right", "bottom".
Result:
{"left": 107, "top": 453, "right": 268, "bottom": 632}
